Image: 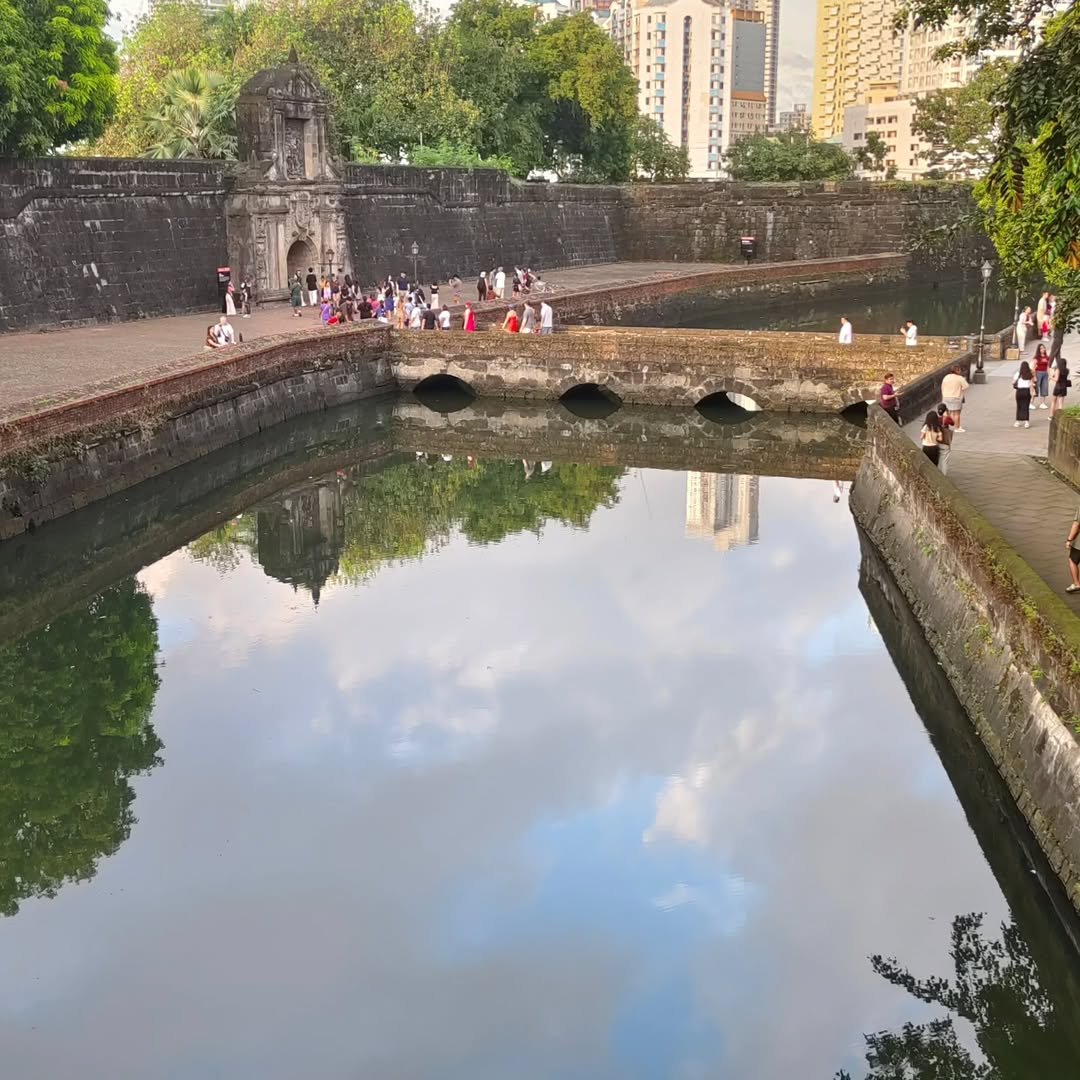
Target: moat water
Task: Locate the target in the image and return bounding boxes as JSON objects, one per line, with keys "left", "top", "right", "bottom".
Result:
{"left": 668, "top": 278, "right": 1020, "bottom": 336}
{"left": 0, "top": 286, "right": 1078, "bottom": 1078}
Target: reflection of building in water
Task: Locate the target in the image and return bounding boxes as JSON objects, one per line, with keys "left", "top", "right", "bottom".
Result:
{"left": 685, "top": 473, "right": 760, "bottom": 552}
{"left": 256, "top": 479, "right": 345, "bottom": 605}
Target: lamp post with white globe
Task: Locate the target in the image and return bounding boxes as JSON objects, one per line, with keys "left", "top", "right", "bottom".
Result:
{"left": 977, "top": 259, "right": 993, "bottom": 374}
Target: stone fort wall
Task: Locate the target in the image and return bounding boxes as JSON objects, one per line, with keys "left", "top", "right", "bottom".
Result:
{"left": 0, "top": 156, "right": 980, "bottom": 333}
{"left": 0, "top": 158, "right": 228, "bottom": 332}
{"left": 343, "top": 166, "right": 622, "bottom": 285}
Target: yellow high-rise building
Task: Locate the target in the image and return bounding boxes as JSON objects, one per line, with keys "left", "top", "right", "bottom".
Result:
{"left": 812, "top": 0, "right": 902, "bottom": 141}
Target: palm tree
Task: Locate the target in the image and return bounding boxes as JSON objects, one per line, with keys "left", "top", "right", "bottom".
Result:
{"left": 143, "top": 68, "right": 237, "bottom": 160}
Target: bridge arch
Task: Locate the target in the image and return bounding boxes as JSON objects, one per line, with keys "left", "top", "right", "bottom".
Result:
{"left": 413, "top": 373, "right": 477, "bottom": 412}
{"left": 558, "top": 382, "right": 623, "bottom": 418}
{"left": 691, "top": 377, "right": 767, "bottom": 413}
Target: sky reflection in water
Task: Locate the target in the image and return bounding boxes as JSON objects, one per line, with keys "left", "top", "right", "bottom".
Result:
{"left": 0, "top": 450, "right": 1077, "bottom": 1080}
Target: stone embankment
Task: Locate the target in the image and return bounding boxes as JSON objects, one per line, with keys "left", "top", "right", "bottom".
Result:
{"left": 1050, "top": 412, "right": 1080, "bottom": 489}
{"left": 852, "top": 412, "right": 1080, "bottom": 914}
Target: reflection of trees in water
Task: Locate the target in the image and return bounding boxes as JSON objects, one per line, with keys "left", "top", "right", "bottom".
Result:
{"left": 838, "top": 913, "right": 1080, "bottom": 1079}
{"left": 0, "top": 580, "right": 162, "bottom": 916}
{"left": 188, "top": 458, "right": 624, "bottom": 590}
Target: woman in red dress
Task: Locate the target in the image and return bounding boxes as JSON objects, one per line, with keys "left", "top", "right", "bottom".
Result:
{"left": 463, "top": 303, "right": 477, "bottom": 332}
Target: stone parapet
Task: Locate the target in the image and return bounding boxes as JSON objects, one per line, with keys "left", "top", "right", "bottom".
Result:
{"left": 1050, "top": 413, "right": 1080, "bottom": 491}
{"left": 852, "top": 411, "right": 1080, "bottom": 915}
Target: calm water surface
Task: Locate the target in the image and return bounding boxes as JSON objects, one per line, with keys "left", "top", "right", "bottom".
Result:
{"left": 672, "top": 279, "right": 1019, "bottom": 336}
{"left": 1, "top": 397, "right": 1079, "bottom": 1078}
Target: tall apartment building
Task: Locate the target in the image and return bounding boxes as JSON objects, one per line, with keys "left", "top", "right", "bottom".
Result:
{"left": 685, "top": 473, "right": 760, "bottom": 552}
{"left": 736, "top": 0, "right": 779, "bottom": 129}
{"left": 812, "top": 0, "right": 902, "bottom": 141}
{"left": 617, "top": 0, "right": 768, "bottom": 177}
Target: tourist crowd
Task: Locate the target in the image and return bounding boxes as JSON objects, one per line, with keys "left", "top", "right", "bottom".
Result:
{"left": 286, "top": 265, "right": 553, "bottom": 333}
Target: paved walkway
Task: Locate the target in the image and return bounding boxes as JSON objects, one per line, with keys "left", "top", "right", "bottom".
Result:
{"left": 905, "top": 331, "right": 1080, "bottom": 606}
{"left": 0, "top": 261, "right": 731, "bottom": 413}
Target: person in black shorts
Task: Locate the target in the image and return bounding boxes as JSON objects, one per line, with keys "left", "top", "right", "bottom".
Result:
{"left": 1067, "top": 505, "right": 1080, "bottom": 594}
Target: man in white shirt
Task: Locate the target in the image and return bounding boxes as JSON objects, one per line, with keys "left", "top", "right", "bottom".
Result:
{"left": 494, "top": 266, "right": 506, "bottom": 299}
{"left": 539, "top": 301, "right": 553, "bottom": 334}
{"left": 213, "top": 315, "right": 235, "bottom": 345}
{"left": 438, "top": 307, "right": 451, "bottom": 330}
{"left": 838, "top": 316, "right": 853, "bottom": 345}
{"left": 903, "top": 320, "right": 918, "bottom": 346}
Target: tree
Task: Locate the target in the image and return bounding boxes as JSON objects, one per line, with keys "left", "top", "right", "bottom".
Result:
{"left": 725, "top": 131, "right": 855, "bottom": 182}
{"left": 530, "top": 13, "right": 640, "bottom": 182}
{"left": 408, "top": 140, "right": 516, "bottom": 172}
{"left": 912, "top": 59, "right": 1011, "bottom": 177}
{"left": 853, "top": 130, "right": 889, "bottom": 177}
{"left": 143, "top": 67, "right": 237, "bottom": 158}
{"left": 837, "top": 912, "right": 1080, "bottom": 1079}
{"left": 630, "top": 117, "right": 690, "bottom": 181}
{"left": 441, "top": 0, "right": 549, "bottom": 177}
{"left": 0, "top": 580, "right": 163, "bottom": 917}
{"left": 0, "top": 0, "right": 118, "bottom": 156}
{"left": 898, "top": 1, "right": 1080, "bottom": 334}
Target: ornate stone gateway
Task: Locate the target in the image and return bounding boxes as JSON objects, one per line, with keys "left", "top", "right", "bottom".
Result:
{"left": 226, "top": 49, "right": 352, "bottom": 300}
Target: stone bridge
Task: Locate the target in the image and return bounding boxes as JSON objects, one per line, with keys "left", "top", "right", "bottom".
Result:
{"left": 392, "top": 326, "right": 964, "bottom": 413}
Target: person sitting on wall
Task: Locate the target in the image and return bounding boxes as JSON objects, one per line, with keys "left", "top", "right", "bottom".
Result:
{"left": 213, "top": 315, "right": 235, "bottom": 346}
{"left": 204, "top": 325, "right": 222, "bottom": 350}
{"left": 502, "top": 306, "right": 520, "bottom": 333}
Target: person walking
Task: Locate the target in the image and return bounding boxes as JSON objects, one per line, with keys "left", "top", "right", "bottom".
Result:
{"left": 1016, "top": 305, "right": 1033, "bottom": 351}
{"left": 463, "top": 302, "right": 477, "bottom": 332}
{"left": 902, "top": 320, "right": 918, "bottom": 346}
{"left": 539, "top": 300, "right": 554, "bottom": 335}
{"left": 430, "top": 283, "right": 440, "bottom": 310}
{"left": 477, "top": 271, "right": 487, "bottom": 302}
{"left": 940, "top": 364, "right": 969, "bottom": 432}
{"left": 879, "top": 372, "right": 901, "bottom": 423}
{"left": 1013, "top": 360, "right": 1033, "bottom": 428}
{"left": 306, "top": 267, "right": 318, "bottom": 307}
{"left": 224, "top": 282, "right": 237, "bottom": 317}
{"left": 1032, "top": 344, "right": 1051, "bottom": 408}
{"left": 494, "top": 266, "right": 507, "bottom": 300}
{"left": 838, "top": 316, "right": 853, "bottom": 344}
{"left": 1050, "top": 356, "right": 1070, "bottom": 418}
{"left": 520, "top": 301, "right": 536, "bottom": 333}
{"left": 1066, "top": 505, "right": 1080, "bottom": 594}
{"left": 290, "top": 277, "right": 303, "bottom": 317}
{"left": 919, "top": 411, "right": 944, "bottom": 466}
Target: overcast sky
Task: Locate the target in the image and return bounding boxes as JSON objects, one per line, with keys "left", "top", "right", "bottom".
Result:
{"left": 106, "top": 0, "right": 816, "bottom": 110}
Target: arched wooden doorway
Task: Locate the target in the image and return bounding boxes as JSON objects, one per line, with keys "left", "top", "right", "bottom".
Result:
{"left": 286, "top": 239, "right": 316, "bottom": 288}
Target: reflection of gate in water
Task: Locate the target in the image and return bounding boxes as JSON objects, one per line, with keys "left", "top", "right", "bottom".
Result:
{"left": 287, "top": 239, "right": 316, "bottom": 286}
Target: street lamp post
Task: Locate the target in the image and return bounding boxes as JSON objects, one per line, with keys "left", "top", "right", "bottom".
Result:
{"left": 977, "top": 259, "right": 993, "bottom": 374}
{"left": 410, "top": 241, "right": 419, "bottom": 286}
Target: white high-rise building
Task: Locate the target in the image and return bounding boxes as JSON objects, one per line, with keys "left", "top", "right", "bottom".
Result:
{"left": 685, "top": 473, "right": 760, "bottom": 552}
{"left": 617, "top": 0, "right": 769, "bottom": 177}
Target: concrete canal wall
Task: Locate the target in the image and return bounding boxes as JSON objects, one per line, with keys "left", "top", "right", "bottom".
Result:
{"left": 852, "top": 413, "right": 1080, "bottom": 914}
